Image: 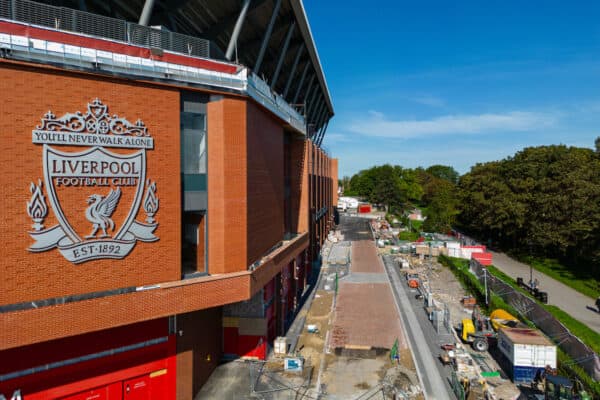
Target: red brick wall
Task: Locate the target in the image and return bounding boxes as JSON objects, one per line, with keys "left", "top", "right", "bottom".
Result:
{"left": 288, "top": 138, "right": 309, "bottom": 234}
{"left": 197, "top": 215, "right": 206, "bottom": 272}
{"left": 0, "top": 63, "right": 181, "bottom": 305}
{"left": 246, "top": 102, "right": 284, "bottom": 264}
{"left": 332, "top": 158, "right": 338, "bottom": 207}
{"left": 305, "top": 142, "right": 338, "bottom": 259}
{"left": 207, "top": 98, "right": 247, "bottom": 274}
{"left": 207, "top": 98, "right": 284, "bottom": 273}
{"left": 1, "top": 270, "right": 250, "bottom": 350}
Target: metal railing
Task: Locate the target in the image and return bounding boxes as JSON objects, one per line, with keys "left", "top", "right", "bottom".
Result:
{"left": 0, "top": 0, "right": 210, "bottom": 58}
{"left": 0, "top": 0, "right": 307, "bottom": 135}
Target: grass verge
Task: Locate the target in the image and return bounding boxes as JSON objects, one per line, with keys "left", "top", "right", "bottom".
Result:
{"left": 399, "top": 231, "right": 419, "bottom": 241}
{"left": 516, "top": 255, "right": 600, "bottom": 299}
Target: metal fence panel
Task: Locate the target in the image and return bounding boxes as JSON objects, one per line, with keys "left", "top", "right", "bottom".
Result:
{"left": 75, "top": 10, "right": 127, "bottom": 42}
{"left": 170, "top": 31, "right": 210, "bottom": 58}
{"left": 1, "top": 0, "right": 210, "bottom": 58}
{"left": 470, "top": 261, "right": 600, "bottom": 381}
{"left": 0, "top": 0, "right": 10, "bottom": 19}
{"left": 14, "top": 0, "right": 67, "bottom": 30}
{"left": 451, "top": 372, "right": 465, "bottom": 400}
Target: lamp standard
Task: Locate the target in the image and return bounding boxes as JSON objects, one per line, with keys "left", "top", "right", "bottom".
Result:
{"left": 483, "top": 267, "right": 488, "bottom": 306}
{"left": 528, "top": 240, "right": 533, "bottom": 288}
{"left": 428, "top": 241, "right": 432, "bottom": 278}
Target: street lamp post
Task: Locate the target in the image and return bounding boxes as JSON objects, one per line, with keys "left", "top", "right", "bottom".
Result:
{"left": 483, "top": 267, "right": 488, "bottom": 306}
{"left": 428, "top": 242, "right": 432, "bottom": 278}
{"left": 528, "top": 241, "right": 533, "bottom": 289}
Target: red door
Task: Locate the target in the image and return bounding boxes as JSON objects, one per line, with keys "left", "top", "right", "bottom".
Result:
{"left": 123, "top": 376, "right": 150, "bottom": 400}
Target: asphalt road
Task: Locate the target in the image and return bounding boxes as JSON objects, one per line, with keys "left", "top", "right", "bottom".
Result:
{"left": 382, "top": 255, "right": 453, "bottom": 400}
{"left": 489, "top": 250, "right": 600, "bottom": 334}
{"left": 337, "top": 214, "right": 373, "bottom": 241}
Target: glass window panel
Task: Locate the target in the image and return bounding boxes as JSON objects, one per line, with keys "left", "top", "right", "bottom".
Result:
{"left": 180, "top": 112, "right": 206, "bottom": 174}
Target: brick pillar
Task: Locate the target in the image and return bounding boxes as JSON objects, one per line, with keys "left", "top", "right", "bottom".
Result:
{"left": 289, "top": 138, "right": 309, "bottom": 234}
{"left": 207, "top": 98, "right": 248, "bottom": 274}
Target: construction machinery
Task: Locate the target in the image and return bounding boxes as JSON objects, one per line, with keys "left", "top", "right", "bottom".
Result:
{"left": 532, "top": 370, "right": 590, "bottom": 400}
{"left": 489, "top": 308, "right": 524, "bottom": 330}
{"left": 403, "top": 270, "right": 420, "bottom": 288}
{"left": 461, "top": 307, "right": 530, "bottom": 352}
{"left": 460, "top": 306, "right": 496, "bottom": 352}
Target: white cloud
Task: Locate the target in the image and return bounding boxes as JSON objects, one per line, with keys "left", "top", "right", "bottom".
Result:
{"left": 347, "top": 111, "right": 558, "bottom": 138}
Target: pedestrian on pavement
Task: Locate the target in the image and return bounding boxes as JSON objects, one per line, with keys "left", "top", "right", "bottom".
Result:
{"left": 595, "top": 296, "right": 600, "bottom": 313}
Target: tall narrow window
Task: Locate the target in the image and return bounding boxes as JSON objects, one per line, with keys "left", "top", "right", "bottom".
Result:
{"left": 182, "top": 221, "right": 199, "bottom": 276}
{"left": 182, "top": 212, "right": 206, "bottom": 277}
{"left": 181, "top": 112, "right": 206, "bottom": 176}
{"left": 180, "top": 92, "right": 208, "bottom": 277}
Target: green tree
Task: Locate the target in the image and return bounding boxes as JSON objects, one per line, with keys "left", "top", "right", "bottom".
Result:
{"left": 458, "top": 145, "right": 600, "bottom": 278}
{"left": 339, "top": 176, "right": 351, "bottom": 194}
{"left": 370, "top": 165, "right": 403, "bottom": 211}
{"left": 422, "top": 178, "right": 460, "bottom": 233}
{"left": 396, "top": 166, "right": 424, "bottom": 206}
{"left": 426, "top": 165, "right": 460, "bottom": 184}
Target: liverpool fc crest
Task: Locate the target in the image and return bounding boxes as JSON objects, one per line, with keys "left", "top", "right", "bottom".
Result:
{"left": 26, "top": 99, "right": 159, "bottom": 263}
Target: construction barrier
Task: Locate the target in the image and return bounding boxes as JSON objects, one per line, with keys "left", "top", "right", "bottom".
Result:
{"left": 470, "top": 260, "right": 600, "bottom": 381}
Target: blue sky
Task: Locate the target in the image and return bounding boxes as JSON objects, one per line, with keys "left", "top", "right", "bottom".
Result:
{"left": 304, "top": 1, "right": 600, "bottom": 177}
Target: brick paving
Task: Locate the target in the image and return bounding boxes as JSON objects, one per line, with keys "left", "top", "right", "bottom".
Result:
{"left": 330, "top": 240, "right": 407, "bottom": 350}
{"left": 351, "top": 240, "right": 384, "bottom": 273}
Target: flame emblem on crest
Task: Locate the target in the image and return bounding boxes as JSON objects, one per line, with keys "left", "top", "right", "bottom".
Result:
{"left": 143, "top": 180, "right": 159, "bottom": 224}
{"left": 27, "top": 179, "right": 48, "bottom": 231}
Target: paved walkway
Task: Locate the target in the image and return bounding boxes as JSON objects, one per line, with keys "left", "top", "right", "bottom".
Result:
{"left": 490, "top": 251, "right": 600, "bottom": 333}
{"left": 330, "top": 240, "right": 407, "bottom": 350}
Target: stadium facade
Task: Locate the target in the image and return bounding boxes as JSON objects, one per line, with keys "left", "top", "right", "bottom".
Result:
{"left": 0, "top": 0, "right": 336, "bottom": 398}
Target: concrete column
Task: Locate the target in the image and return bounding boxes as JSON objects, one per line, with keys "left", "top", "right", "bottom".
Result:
{"left": 225, "top": 0, "right": 252, "bottom": 61}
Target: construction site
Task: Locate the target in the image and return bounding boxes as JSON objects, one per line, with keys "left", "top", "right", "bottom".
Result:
{"left": 199, "top": 215, "right": 420, "bottom": 399}
{"left": 199, "top": 210, "right": 598, "bottom": 399}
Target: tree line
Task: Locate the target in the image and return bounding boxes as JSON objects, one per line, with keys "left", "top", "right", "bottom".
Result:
{"left": 341, "top": 139, "right": 600, "bottom": 277}
{"left": 341, "top": 164, "right": 460, "bottom": 234}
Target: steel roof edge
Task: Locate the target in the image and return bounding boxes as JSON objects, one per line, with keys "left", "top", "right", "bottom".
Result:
{"left": 289, "top": 0, "right": 334, "bottom": 117}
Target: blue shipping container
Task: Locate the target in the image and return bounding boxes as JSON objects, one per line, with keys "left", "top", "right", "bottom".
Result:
{"left": 512, "top": 365, "right": 543, "bottom": 384}
{"left": 496, "top": 345, "right": 547, "bottom": 384}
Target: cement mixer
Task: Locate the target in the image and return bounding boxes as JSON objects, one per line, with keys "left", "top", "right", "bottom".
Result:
{"left": 489, "top": 309, "right": 526, "bottom": 331}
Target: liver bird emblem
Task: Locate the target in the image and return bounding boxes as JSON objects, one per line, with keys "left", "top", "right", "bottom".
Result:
{"left": 85, "top": 188, "right": 122, "bottom": 239}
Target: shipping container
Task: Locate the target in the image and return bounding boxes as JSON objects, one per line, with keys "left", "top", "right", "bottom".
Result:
{"left": 447, "top": 247, "right": 461, "bottom": 258}
{"left": 472, "top": 252, "right": 493, "bottom": 266}
{"left": 497, "top": 328, "right": 556, "bottom": 383}
{"left": 358, "top": 204, "right": 371, "bottom": 213}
